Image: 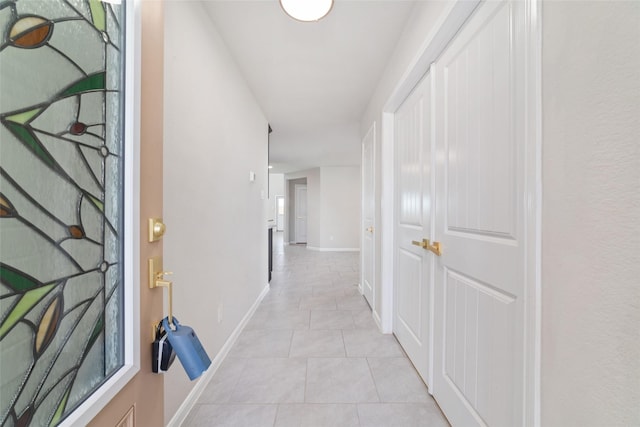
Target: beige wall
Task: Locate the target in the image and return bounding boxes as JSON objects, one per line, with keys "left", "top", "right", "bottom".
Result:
{"left": 163, "top": 1, "right": 269, "bottom": 423}
{"left": 541, "top": 2, "right": 640, "bottom": 425}
{"left": 89, "top": 2, "right": 165, "bottom": 425}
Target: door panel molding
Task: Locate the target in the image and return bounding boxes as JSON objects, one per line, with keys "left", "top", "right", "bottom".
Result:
{"left": 396, "top": 248, "right": 424, "bottom": 341}
{"left": 442, "top": 1, "right": 516, "bottom": 240}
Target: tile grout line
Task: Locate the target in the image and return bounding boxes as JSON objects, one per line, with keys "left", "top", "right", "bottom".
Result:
{"left": 365, "top": 356, "right": 383, "bottom": 405}
{"left": 303, "top": 357, "right": 309, "bottom": 404}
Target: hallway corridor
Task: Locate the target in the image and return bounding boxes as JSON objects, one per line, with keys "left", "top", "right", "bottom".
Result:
{"left": 183, "top": 233, "right": 449, "bottom": 426}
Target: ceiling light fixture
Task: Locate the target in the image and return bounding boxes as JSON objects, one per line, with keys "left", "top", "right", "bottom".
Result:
{"left": 279, "top": 0, "right": 334, "bottom": 22}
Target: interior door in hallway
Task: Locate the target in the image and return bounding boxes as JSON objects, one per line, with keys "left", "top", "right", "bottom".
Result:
{"left": 393, "top": 72, "right": 434, "bottom": 388}
{"left": 294, "top": 184, "right": 307, "bottom": 243}
{"left": 276, "top": 195, "right": 285, "bottom": 231}
{"left": 432, "top": 1, "right": 532, "bottom": 425}
{"left": 361, "top": 123, "right": 375, "bottom": 308}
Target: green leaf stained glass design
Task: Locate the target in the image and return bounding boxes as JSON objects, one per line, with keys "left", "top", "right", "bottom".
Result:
{"left": 0, "top": 0, "right": 126, "bottom": 425}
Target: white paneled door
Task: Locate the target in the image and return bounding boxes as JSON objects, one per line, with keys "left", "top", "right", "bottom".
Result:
{"left": 276, "top": 196, "right": 285, "bottom": 231}
{"left": 432, "top": 1, "right": 532, "bottom": 425}
{"left": 361, "top": 124, "right": 376, "bottom": 308}
{"left": 295, "top": 184, "right": 307, "bottom": 243}
{"left": 394, "top": 72, "right": 434, "bottom": 387}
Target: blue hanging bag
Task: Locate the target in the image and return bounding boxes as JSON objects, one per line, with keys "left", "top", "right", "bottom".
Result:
{"left": 162, "top": 316, "right": 211, "bottom": 380}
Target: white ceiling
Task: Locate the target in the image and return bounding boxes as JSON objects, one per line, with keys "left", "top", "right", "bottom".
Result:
{"left": 202, "top": 0, "right": 417, "bottom": 173}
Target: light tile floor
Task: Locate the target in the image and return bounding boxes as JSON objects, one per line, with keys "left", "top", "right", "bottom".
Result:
{"left": 183, "top": 233, "right": 449, "bottom": 426}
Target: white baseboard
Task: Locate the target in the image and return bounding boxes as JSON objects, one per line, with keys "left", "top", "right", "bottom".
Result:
{"left": 373, "top": 310, "right": 385, "bottom": 333}
{"left": 166, "top": 283, "right": 270, "bottom": 427}
{"left": 307, "top": 246, "right": 360, "bottom": 252}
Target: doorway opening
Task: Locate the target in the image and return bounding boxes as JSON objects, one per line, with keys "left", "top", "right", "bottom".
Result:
{"left": 275, "top": 195, "right": 285, "bottom": 231}
{"left": 294, "top": 184, "right": 307, "bottom": 244}
{"left": 287, "top": 177, "right": 307, "bottom": 245}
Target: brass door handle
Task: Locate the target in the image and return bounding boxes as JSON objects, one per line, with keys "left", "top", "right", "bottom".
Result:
{"left": 153, "top": 271, "right": 174, "bottom": 323}
{"left": 412, "top": 239, "right": 428, "bottom": 249}
{"left": 366, "top": 227, "right": 374, "bottom": 233}
{"left": 427, "top": 240, "right": 442, "bottom": 256}
{"left": 149, "top": 257, "right": 175, "bottom": 323}
{"left": 411, "top": 239, "right": 442, "bottom": 256}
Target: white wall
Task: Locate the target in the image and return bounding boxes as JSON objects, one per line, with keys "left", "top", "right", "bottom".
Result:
{"left": 360, "top": 1, "right": 448, "bottom": 136}
{"left": 318, "top": 166, "right": 361, "bottom": 250}
{"left": 360, "top": 0, "right": 448, "bottom": 318}
{"left": 163, "top": 2, "right": 268, "bottom": 422}
{"left": 541, "top": 2, "right": 640, "bottom": 426}
{"left": 285, "top": 167, "right": 360, "bottom": 251}
{"left": 270, "top": 123, "right": 361, "bottom": 172}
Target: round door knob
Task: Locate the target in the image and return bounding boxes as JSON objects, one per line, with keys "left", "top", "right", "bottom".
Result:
{"left": 148, "top": 218, "right": 166, "bottom": 242}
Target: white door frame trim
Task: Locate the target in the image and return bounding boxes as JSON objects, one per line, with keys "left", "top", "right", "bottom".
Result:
{"left": 379, "top": 0, "right": 541, "bottom": 425}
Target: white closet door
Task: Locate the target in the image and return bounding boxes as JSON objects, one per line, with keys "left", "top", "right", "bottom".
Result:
{"left": 394, "top": 72, "right": 434, "bottom": 387}
{"left": 295, "top": 185, "right": 307, "bottom": 243}
{"left": 432, "top": 1, "right": 530, "bottom": 425}
{"left": 361, "top": 124, "right": 376, "bottom": 308}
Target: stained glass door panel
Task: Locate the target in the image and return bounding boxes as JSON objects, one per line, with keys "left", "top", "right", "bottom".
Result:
{"left": 0, "top": 1, "right": 126, "bottom": 425}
